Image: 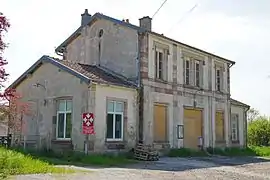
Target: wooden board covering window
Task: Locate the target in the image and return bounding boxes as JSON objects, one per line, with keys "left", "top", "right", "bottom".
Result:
{"left": 215, "top": 111, "right": 224, "bottom": 141}
{"left": 153, "top": 104, "right": 167, "bottom": 142}
{"left": 183, "top": 109, "right": 203, "bottom": 149}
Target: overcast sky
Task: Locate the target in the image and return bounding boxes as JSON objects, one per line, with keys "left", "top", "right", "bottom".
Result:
{"left": 2, "top": 0, "right": 270, "bottom": 115}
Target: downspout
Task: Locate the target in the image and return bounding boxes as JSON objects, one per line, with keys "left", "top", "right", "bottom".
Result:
{"left": 244, "top": 106, "right": 250, "bottom": 148}
{"left": 137, "top": 32, "right": 143, "bottom": 143}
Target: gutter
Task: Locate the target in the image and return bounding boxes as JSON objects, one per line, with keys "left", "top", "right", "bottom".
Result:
{"left": 229, "top": 62, "right": 235, "bottom": 68}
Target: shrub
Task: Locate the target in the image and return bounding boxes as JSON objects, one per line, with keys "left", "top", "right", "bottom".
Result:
{"left": 248, "top": 117, "right": 270, "bottom": 146}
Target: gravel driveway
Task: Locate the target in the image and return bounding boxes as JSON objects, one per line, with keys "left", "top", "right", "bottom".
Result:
{"left": 13, "top": 156, "right": 270, "bottom": 180}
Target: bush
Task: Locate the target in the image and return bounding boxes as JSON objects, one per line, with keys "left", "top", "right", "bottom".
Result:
{"left": 249, "top": 146, "right": 270, "bottom": 157}
{"left": 248, "top": 117, "right": 270, "bottom": 146}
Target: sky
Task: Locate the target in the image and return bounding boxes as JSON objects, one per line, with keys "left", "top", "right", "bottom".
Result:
{"left": 2, "top": 0, "right": 270, "bottom": 115}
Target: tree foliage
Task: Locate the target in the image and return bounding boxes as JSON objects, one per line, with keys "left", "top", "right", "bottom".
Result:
{"left": 0, "top": 12, "right": 10, "bottom": 92}
{"left": 247, "top": 108, "right": 260, "bottom": 122}
{"left": 248, "top": 116, "right": 270, "bottom": 146}
{"left": 0, "top": 12, "right": 31, "bottom": 134}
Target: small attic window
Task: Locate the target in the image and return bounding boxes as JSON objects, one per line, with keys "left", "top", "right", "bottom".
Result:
{"left": 98, "top": 29, "right": 104, "bottom": 38}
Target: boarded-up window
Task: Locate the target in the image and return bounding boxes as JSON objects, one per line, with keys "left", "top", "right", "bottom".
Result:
{"left": 215, "top": 111, "right": 224, "bottom": 141}
{"left": 153, "top": 104, "right": 167, "bottom": 142}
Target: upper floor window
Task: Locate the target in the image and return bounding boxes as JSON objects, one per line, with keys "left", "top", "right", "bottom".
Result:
{"left": 185, "top": 60, "right": 190, "bottom": 85}
{"left": 56, "top": 99, "right": 72, "bottom": 140}
{"left": 155, "top": 49, "right": 164, "bottom": 80}
{"left": 154, "top": 47, "right": 168, "bottom": 81}
{"left": 106, "top": 100, "right": 124, "bottom": 141}
{"left": 195, "top": 60, "right": 200, "bottom": 87}
{"left": 216, "top": 68, "right": 221, "bottom": 91}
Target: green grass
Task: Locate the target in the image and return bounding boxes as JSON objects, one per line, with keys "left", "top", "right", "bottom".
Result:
{"left": 249, "top": 146, "right": 270, "bottom": 157}
{"left": 168, "top": 146, "right": 270, "bottom": 158}
{"left": 0, "top": 147, "right": 75, "bottom": 179}
{"left": 168, "top": 148, "right": 208, "bottom": 157}
{"left": 13, "top": 148, "right": 136, "bottom": 167}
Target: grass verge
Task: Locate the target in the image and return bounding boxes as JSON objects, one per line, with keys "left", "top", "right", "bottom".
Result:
{"left": 0, "top": 147, "right": 75, "bottom": 179}
{"left": 168, "top": 146, "right": 270, "bottom": 158}
{"left": 13, "top": 148, "right": 137, "bottom": 167}
{"left": 168, "top": 148, "right": 208, "bottom": 157}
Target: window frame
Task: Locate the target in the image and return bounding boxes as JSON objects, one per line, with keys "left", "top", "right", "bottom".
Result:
{"left": 185, "top": 59, "right": 190, "bottom": 85}
{"left": 195, "top": 60, "right": 200, "bottom": 87}
{"left": 231, "top": 113, "right": 239, "bottom": 141}
{"left": 155, "top": 48, "right": 164, "bottom": 80}
{"left": 216, "top": 67, "right": 221, "bottom": 91}
{"left": 56, "top": 99, "right": 72, "bottom": 140}
{"left": 106, "top": 100, "right": 124, "bottom": 142}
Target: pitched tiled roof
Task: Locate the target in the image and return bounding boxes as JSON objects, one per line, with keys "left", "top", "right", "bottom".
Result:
{"left": 53, "top": 58, "right": 136, "bottom": 87}
{"left": 7, "top": 55, "right": 137, "bottom": 89}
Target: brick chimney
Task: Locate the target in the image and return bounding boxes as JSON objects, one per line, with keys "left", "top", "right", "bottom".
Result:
{"left": 81, "top": 9, "right": 91, "bottom": 26}
{"left": 139, "top": 16, "right": 152, "bottom": 31}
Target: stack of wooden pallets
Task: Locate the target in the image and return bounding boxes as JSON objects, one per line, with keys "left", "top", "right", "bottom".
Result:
{"left": 133, "top": 143, "right": 159, "bottom": 161}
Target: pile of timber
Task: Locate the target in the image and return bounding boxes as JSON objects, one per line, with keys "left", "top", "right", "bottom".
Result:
{"left": 134, "top": 143, "right": 159, "bottom": 161}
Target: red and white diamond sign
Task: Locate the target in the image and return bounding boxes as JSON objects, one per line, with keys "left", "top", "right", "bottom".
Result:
{"left": 82, "top": 112, "right": 95, "bottom": 134}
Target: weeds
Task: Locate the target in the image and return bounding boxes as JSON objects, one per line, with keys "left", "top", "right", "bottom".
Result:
{"left": 0, "top": 147, "right": 74, "bottom": 179}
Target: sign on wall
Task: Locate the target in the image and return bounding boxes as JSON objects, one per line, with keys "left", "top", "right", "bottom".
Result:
{"left": 82, "top": 113, "right": 95, "bottom": 135}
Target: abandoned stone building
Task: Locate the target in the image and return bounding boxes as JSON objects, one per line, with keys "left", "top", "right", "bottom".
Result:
{"left": 8, "top": 9, "right": 249, "bottom": 152}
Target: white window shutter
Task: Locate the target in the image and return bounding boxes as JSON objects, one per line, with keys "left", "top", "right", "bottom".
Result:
{"left": 199, "top": 61, "right": 204, "bottom": 88}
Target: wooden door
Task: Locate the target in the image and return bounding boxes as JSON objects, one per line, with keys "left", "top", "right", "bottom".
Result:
{"left": 184, "top": 109, "right": 202, "bottom": 149}
{"left": 154, "top": 104, "right": 167, "bottom": 142}
{"left": 215, "top": 111, "right": 224, "bottom": 141}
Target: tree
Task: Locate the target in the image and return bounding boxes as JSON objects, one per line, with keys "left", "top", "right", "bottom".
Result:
{"left": 247, "top": 108, "right": 260, "bottom": 122}
{"left": 0, "top": 12, "right": 31, "bottom": 134}
{"left": 248, "top": 116, "right": 270, "bottom": 146}
{"left": 2, "top": 90, "right": 32, "bottom": 133}
{"left": 0, "top": 12, "right": 10, "bottom": 93}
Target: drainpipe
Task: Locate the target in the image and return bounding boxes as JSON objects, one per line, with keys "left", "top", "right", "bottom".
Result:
{"left": 244, "top": 106, "right": 250, "bottom": 148}
{"left": 137, "top": 33, "right": 142, "bottom": 88}
{"left": 137, "top": 32, "right": 142, "bottom": 143}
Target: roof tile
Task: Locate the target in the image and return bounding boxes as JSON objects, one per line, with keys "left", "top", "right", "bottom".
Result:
{"left": 52, "top": 58, "right": 136, "bottom": 88}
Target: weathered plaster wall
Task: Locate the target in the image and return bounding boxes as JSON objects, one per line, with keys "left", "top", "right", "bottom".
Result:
{"left": 141, "top": 34, "right": 231, "bottom": 148}
{"left": 66, "top": 19, "right": 139, "bottom": 80}
{"left": 15, "top": 62, "right": 89, "bottom": 151}
{"left": 94, "top": 84, "right": 138, "bottom": 152}
{"left": 0, "top": 124, "right": 7, "bottom": 136}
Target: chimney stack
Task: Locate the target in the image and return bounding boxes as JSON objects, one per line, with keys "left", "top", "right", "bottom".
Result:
{"left": 139, "top": 16, "right": 152, "bottom": 31}
{"left": 81, "top": 9, "right": 91, "bottom": 26}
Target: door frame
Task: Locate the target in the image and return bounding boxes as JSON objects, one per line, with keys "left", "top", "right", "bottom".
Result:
{"left": 183, "top": 107, "right": 204, "bottom": 148}
{"left": 153, "top": 103, "right": 169, "bottom": 143}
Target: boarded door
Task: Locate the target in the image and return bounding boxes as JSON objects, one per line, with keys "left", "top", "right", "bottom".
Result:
{"left": 154, "top": 104, "right": 167, "bottom": 142}
{"left": 215, "top": 111, "right": 224, "bottom": 141}
{"left": 184, "top": 109, "right": 202, "bottom": 149}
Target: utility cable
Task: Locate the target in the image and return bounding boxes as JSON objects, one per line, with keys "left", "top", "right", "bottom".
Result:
{"left": 166, "top": 3, "right": 199, "bottom": 34}
{"left": 152, "top": 0, "right": 169, "bottom": 19}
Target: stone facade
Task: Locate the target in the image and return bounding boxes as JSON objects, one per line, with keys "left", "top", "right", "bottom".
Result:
{"left": 13, "top": 62, "right": 137, "bottom": 152}
{"left": 140, "top": 33, "right": 247, "bottom": 149}
{"left": 10, "top": 10, "right": 249, "bottom": 152}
